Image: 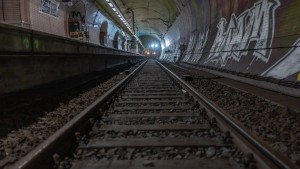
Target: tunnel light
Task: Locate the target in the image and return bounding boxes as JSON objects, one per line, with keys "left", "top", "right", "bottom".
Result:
{"left": 106, "top": 0, "right": 109, "bottom": 2}
{"left": 153, "top": 52, "right": 156, "bottom": 55}
{"left": 112, "top": 8, "right": 117, "bottom": 11}
{"left": 108, "top": 3, "right": 113, "bottom": 7}
{"left": 151, "top": 44, "right": 158, "bottom": 48}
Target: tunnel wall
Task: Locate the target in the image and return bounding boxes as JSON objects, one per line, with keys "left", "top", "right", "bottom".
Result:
{"left": 161, "top": 0, "right": 300, "bottom": 81}
{"left": 0, "top": 23, "right": 144, "bottom": 95}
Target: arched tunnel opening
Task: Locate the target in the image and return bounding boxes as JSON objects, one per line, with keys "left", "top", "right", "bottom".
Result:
{"left": 139, "top": 35, "right": 162, "bottom": 58}
{"left": 113, "top": 30, "right": 120, "bottom": 49}
{"left": 99, "top": 21, "right": 108, "bottom": 46}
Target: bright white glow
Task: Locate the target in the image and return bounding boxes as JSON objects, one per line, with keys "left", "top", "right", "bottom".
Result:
{"left": 106, "top": 0, "right": 109, "bottom": 2}
{"left": 161, "top": 43, "right": 165, "bottom": 50}
{"left": 108, "top": 3, "right": 113, "bottom": 7}
{"left": 155, "top": 44, "right": 158, "bottom": 48}
{"left": 151, "top": 44, "right": 155, "bottom": 48}
{"left": 118, "top": 14, "right": 121, "bottom": 17}
{"left": 112, "top": 8, "right": 116, "bottom": 11}
{"left": 116, "top": 12, "right": 119, "bottom": 14}
{"left": 165, "top": 39, "right": 171, "bottom": 47}
{"left": 153, "top": 52, "right": 156, "bottom": 55}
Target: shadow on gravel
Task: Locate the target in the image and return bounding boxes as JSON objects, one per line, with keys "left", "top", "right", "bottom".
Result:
{"left": 0, "top": 63, "right": 136, "bottom": 138}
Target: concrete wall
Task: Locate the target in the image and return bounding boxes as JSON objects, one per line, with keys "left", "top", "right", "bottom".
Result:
{"left": 29, "top": 0, "right": 67, "bottom": 36}
{"left": 160, "top": 0, "right": 300, "bottom": 81}
{"left": 0, "top": 0, "right": 131, "bottom": 50}
{"left": 0, "top": 23, "right": 144, "bottom": 95}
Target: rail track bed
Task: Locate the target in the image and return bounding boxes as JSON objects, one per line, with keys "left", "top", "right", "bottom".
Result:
{"left": 9, "top": 60, "right": 299, "bottom": 169}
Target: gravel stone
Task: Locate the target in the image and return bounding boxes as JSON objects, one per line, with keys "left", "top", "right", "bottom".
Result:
{"left": 206, "top": 147, "right": 216, "bottom": 158}
{"left": 0, "top": 72, "right": 128, "bottom": 164}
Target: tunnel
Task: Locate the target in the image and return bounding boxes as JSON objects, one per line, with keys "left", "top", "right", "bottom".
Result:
{"left": 0, "top": 0, "right": 300, "bottom": 169}
{"left": 0, "top": 0, "right": 299, "bottom": 94}
{"left": 113, "top": 0, "right": 299, "bottom": 81}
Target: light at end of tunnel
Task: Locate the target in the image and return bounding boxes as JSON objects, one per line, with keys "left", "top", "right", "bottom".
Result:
{"left": 155, "top": 44, "right": 158, "bottom": 48}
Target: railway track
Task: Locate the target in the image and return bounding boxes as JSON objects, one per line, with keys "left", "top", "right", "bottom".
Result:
{"left": 8, "top": 59, "right": 298, "bottom": 169}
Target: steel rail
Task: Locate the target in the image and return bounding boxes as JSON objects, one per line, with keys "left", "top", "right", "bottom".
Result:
{"left": 9, "top": 60, "right": 147, "bottom": 169}
{"left": 156, "top": 60, "right": 298, "bottom": 169}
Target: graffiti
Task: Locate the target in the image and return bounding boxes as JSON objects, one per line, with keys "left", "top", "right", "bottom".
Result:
{"left": 182, "top": 31, "right": 198, "bottom": 62}
{"left": 190, "top": 29, "right": 209, "bottom": 63}
{"left": 34, "top": 39, "right": 40, "bottom": 49}
{"left": 205, "top": 0, "right": 280, "bottom": 67}
{"left": 71, "top": 11, "right": 85, "bottom": 22}
{"left": 22, "top": 37, "right": 30, "bottom": 49}
{"left": 262, "top": 38, "right": 300, "bottom": 79}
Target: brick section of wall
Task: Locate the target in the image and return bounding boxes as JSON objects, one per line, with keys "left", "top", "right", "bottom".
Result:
{"left": 0, "top": 0, "right": 21, "bottom": 22}
{"left": 0, "top": 0, "right": 4, "bottom": 21}
{"left": 30, "top": 0, "right": 66, "bottom": 37}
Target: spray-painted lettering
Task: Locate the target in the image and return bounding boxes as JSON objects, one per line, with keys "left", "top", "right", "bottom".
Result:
{"left": 71, "top": 11, "right": 85, "bottom": 22}
{"left": 182, "top": 31, "right": 198, "bottom": 62}
{"left": 190, "top": 29, "right": 209, "bottom": 63}
{"left": 205, "top": 0, "right": 280, "bottom": 66}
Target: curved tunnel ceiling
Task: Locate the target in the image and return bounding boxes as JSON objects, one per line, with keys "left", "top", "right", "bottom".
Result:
{"left": 113, "top": 0, "right": 180, "bottom": 40}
